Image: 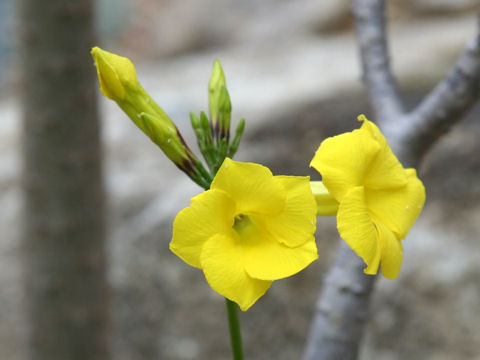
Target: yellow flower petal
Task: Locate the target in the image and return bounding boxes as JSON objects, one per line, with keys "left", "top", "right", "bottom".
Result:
{"left": 310, "top": 181, "right": 339, "bottom": 216}
{"left": 258, "top": 176, "right": 317, "bottom": 247}
{"left": 358, "top": 116, "right": 408, "bottom": 190}
{"left": 211, "top": 158, "right": 286, "bottom": 215}
{"left": 376, "top": 222, "right": 403, "bottom": 279}
{"left": 357, "top": 114, "right": 388, "bottom": 149}
{"left": 310, "top": 129, "right": 380, "bottom": 202}
{"left": 243, "top": 229, "right": 318, "bottom": 280}
{"left": 366, "top": 168, "right": 426, "bottom": 239}
{"left": 201, "top": 234, "right": 272, "bottom": 311}
{"left": 364, "top": 245, "right": 381, "bottom": 275}
{"left": 337, "top": 186, "right": 380, "bottom": 274}
{"left": 170, "top": 189, "right": 235, "bottom": 268}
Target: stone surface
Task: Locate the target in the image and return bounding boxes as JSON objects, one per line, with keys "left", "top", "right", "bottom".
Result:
{"left": 405, "top": 0, "right": 480, "bottom": 13}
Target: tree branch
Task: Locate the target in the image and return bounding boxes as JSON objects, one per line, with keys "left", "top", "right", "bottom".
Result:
{"left": 394, "top": 25, "right": 480, "bottom": 168}
{"left": 19, "top": 0, "right": 110, "bottom": 359}
{"left": 353, "top": 0, "right": 404, "bottom": 122}
{"left": 305, "top": 5, "right": 480, "bottom": 360}
{"left": 304, "top": 242, "right": 376, "bottom": 360}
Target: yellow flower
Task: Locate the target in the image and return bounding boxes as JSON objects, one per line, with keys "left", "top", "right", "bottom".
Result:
{"left": 310, "top": 115, "right": 425, "bottom": 279}
{"left": 170, "top": 158, "right": 318, "bottom": 310}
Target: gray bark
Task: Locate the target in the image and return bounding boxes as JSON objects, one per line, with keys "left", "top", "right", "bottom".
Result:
{"left": 304, "top": 2, "right": 480, "bottom": 359}
{"left": 18, "top": 0, "right": 110, "bottom": 359}
{"left": 391, "top": 33, "right": 480, "bottom": 168}
{"left": 353, "top": 0, "right": 404, "bottom": 122}
{"left": 304, "top": 243, "right": 376, "bottom": 360}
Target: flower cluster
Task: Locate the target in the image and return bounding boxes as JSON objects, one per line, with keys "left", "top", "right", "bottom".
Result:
{"left": 91, "top": 46, "right": 425, "bottom": 310}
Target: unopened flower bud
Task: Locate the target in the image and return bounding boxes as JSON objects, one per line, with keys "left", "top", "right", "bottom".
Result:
{"left": 208, "top": 60, "right": 226, "bottom": 129}
{"left": 91, "top": 46, "right": 211, "bottom": 188}
{"left": 91, "top": 47, "right": 138, "bottom": 101}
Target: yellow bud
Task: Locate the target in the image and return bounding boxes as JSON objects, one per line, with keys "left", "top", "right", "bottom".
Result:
{"left": 91, "top": 47, "right": 138, "bottom": 101}
{"left": 90, "top": 47, "right": 210, "bottom": 187}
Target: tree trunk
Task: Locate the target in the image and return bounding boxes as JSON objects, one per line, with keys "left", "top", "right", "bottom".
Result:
{"left": 18, "top": 0, "right": 110, "bottom": 359}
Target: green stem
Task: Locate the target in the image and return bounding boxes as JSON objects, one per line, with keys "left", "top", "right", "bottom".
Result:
{"left": 225, "top": 298, "right": 244, "bottom": 360}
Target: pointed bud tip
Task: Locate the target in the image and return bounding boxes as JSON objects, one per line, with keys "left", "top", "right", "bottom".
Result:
{"left": 209, "top": 59, "right": 226, "bottom": 89}
{"left": 90, "top": 46, "right": 138, "bottom": 102}
{"left": 236, "top": 118, "right": 245, "bottom": 132}
{"left": 357, "top": 114, "right": 368, "bottom": 122}
{"left": 90, "top": 46, "right": 100, "bottom": 56}
{"left": 190, "top": 112, "right": 201, "bottom": 128}
{"left": 212, "top": 59, "right": 224, "bottom": 73}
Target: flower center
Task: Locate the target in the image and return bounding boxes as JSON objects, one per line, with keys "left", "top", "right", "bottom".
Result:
{"left": 233, "top": 214, "right": 256, "bottom": 238}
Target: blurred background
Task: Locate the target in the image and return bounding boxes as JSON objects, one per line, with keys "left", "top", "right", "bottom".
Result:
{"left": 1, "top": 0, "right": 480, "bottom": 359}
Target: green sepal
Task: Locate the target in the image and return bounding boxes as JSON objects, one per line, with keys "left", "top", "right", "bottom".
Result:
{"left": 218, "top": 86, "right": 232, "bottom": 142}
{"left": 200, "top": 111, "right": 213, "bottom": 145}
{"left": 140, "top": 113, "right": 209, "bottom": 188}
{"left": 196, "top": 111, "right": 216, "bottom": 171}
{"left": 193, "top": 158, "right": 214, "bottom": 189}
{"left": 190, "top": 111, "right": 201, "bottom": 131}
{"left": 190, "top": 112, "right": 204, "bottom": 142}
{"left": 227, "top": 118, "right": 245, "bottom": 158}
{"left": 214, "top": 138, "right": 229, "bottom": 173}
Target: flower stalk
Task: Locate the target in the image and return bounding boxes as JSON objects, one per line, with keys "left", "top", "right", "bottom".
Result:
{"left": 226, "top": 299, "right": 244, "bottom": 360}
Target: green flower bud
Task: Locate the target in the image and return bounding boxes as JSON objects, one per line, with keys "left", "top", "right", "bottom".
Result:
{"left": 208, "top": 60, "right": 226, "bottom": 129}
